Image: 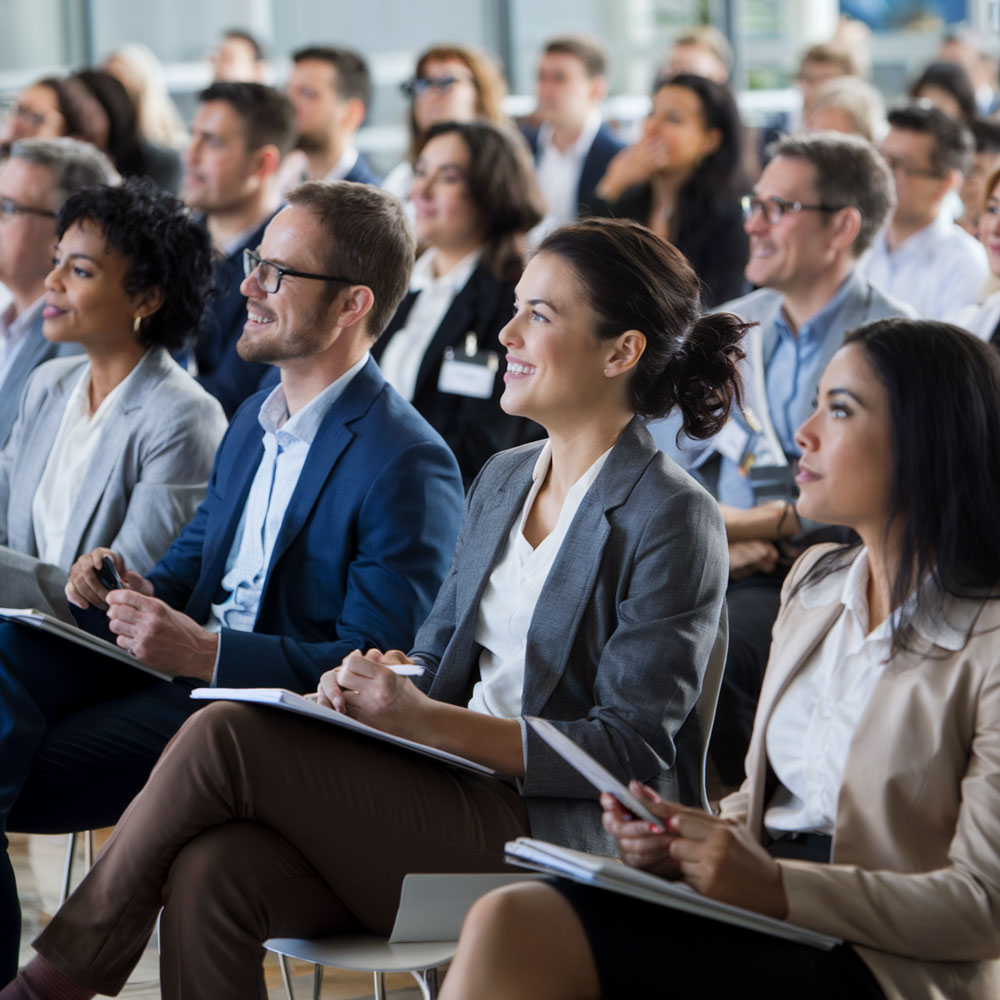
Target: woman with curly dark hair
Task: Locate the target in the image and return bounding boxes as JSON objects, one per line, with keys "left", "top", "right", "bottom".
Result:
{"left": 0, "top": 176, "right": 227, "bottom": 623}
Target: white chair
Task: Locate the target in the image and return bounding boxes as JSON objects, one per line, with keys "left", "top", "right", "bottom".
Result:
{"left": 265, "top": 872, "right": 539, "bottom": 1000}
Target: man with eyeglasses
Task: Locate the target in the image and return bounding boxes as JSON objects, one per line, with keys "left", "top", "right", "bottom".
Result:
{"left": 522, "top": 35, "right": 625, "bottom": 225}
{"left": 0, "top": 137, "right": 118, "bottom": 450}
{"left": 0, "top": 181, "right": 464, "bottom": 967}
{"left": 860, "top": 103, "right": 987, "bottom": 320}
{"left": 651, "top": 132, "right": 913, "bottom": 788}
{"left": 280, "top": 46, "right": 379, "bottom": 192}
{"left": 183, "top": 81, "right": 296, "bottom": 417}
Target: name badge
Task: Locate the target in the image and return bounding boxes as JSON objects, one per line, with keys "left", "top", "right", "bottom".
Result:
{"left": 437, "top": 333, "right": 499, "bottom": 400}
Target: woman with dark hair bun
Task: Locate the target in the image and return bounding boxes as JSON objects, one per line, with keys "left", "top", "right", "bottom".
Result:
{"left": 0, "top": 176, "right": 226, "bottom": 621}
{"left": 440, "top": 318, "right": 1000, "bottom": 1000}
{"left": 5, "top": 218, "right": 750, "bottom": 999}
{"left": 374, "top": 119, "right": 547, "bottom": 483}
{"left": 593, "top": 73, "right": 748, "bottom": 307}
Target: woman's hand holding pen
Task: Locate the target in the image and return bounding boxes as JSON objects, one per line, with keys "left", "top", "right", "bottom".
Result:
{"left": 316, "top": 649, "right": 433, "bottom": 742}
{"left": 603, "top": 781, "right": 788, "bottom": 919}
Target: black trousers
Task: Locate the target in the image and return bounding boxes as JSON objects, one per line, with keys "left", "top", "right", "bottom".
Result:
{"left": 0, "top": 622, "right": 200, "bottom": 982}
{"left": 551, "top": 878, "right": 886, "bottom": 999}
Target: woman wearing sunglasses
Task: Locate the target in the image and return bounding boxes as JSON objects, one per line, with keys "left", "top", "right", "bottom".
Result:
{"left": 440, "top": 318, "right": 1000, "bottom": 1000}
{"left": 0, "top": 176, "right": 226, "bottom": 619}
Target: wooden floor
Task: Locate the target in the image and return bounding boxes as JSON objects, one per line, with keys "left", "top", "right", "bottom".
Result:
{"left": 13, "top": 834, "right": 424, "bottom": 999}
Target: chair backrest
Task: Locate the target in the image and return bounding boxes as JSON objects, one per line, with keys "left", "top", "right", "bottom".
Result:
{"left": 388, "top": 873, "right": 541, "bottom": 943}
{"left": 694, "top": 608, "right": 729, "bottom": 813}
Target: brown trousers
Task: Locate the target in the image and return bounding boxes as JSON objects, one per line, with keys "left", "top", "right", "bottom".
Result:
{"left": 33, "top": 702, "right": 530, "bottom": 999}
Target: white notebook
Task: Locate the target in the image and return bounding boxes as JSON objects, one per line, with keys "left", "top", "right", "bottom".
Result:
{"left": 191, "top": 687, "right": 495, "bottom": 776}
{"left": 505, "top": 837, "right": 841, "bottom": 951}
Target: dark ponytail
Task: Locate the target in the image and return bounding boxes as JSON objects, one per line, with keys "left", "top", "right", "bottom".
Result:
{"left": 535, "top": 218, "right": 749, "bottom": 426}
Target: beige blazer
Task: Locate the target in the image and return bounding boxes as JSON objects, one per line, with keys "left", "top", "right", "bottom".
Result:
{"left": 721, "top": 544, "right": 1000, "bottom": 1000}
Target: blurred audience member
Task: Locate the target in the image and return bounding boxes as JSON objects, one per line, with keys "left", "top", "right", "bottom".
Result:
{"left": 184, "top": 82, "right": 297, "bottom": 417}
{"left": 660, "top": 25, "right": 733, "bottom": 85}
{"left": 909, "top": 60, "right": 976, "bottom": 124}
{"left": 957, "top": 117, "right": 1000, "bottom": 235}
{"left": 281, "top": 46, "right": 379, "bottom": 190}
{"left": 521, "top": 35, "right": 625, "bottom": 225}
{"left": 1, "top": 79, "right": 84, "bottom": 145}
{"left": 862, "top": 104, "right": 987, "bottom": 320}
{"left": 209, "top": 28, "right": 270, "bottom": 84}
{"left": 804, "top": 76, "right": 885, "bottom": 144}
{"left": 71, "top": 69, "right": 182, "bottom": 192}
{"left": 104, "top": 43, "right": 187, "bottom": 149}
{"left": 593, "top": 73, "right": 747, "bottom": 306}
{"left": 795, "top": 42, "right": 861, "bottom": 123}
{"left": 374, "top": 121, "right": 544, "bottom": 483}
{"left": 383, "top": 43, "right": 509, "bottom": 202}
{"left": 951, "top": 163, "right": 1000, "bottom": 344}
{"left": 0, "top": 177, "right": 226, "bottom": 618}
{"left": 652, "top": 132, "right": 912, "bottom": 786}
{"left": 0, "top": 138, "right": 118, "bottom": 450}
{"left": 939, "top": 28, "right": 1000, "bottom": 115}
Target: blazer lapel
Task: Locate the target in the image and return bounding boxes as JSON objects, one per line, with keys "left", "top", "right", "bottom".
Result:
{"left": 371, "top": 291, "right": 418, "bottom": 364}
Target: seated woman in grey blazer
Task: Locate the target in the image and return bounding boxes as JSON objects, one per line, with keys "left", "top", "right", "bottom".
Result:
{"left": 3, "top": 219, "right": 749, "bottom": 999}
{"left": 0, "top": 177, "right": 227, "bottom": 619}
{"left": 440, "top": 320, "right": 1000, "bottom": 1000}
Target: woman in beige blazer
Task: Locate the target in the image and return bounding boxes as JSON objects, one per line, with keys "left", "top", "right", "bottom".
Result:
{"left": 439, "top": 318, "right": 1000, "bottom": 1000}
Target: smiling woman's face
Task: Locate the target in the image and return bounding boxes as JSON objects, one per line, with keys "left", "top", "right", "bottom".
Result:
{"left": 977, "top": 177, "right": 1000, "bottom": 278}
{"left": 793, "top": 342, "right": 893, "bottom": 536}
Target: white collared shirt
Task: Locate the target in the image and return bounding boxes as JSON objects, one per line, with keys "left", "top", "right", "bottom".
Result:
{"left": 860, "top": 211, "right": 989, "bottom": 320}
{"left": 467, "top": 441, "right": 611, "bottom": 719}
{"left": 206, "top": 353, "right": 368, "bottom": 634}
{"left": 32, "top": 358, "right": 144, "bottom": 566}
{"left": 376, "top": 248, "right": 481, "bottom": 402}
{"left": 534, "top": 108, "right": 603, "bottom": 226}
{"left": 0, "top": 296, "right": 44, "bottom": 388}
{"left": 949, "top": 286, "right": 1000, "bottom": 343}
{"left": 323, "top": 146, "right": 360, "bottom": 183}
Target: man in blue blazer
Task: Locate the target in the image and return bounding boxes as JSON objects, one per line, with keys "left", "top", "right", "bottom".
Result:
{"left": 521, "top": 35, "right": 626, "bottom": 223}
{"left": 0, "top": 181, "right": 463, "bottom": 976}
{"left": 0, "top": 138, "right": 118, "bottom": 448}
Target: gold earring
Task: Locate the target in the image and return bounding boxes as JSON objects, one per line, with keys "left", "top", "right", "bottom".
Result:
{"left": 133, "top": 315, "right": 142, "bottom": 334}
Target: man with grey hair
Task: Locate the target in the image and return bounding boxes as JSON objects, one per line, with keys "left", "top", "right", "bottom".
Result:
{"left": 653, "top": 131, "right": 914, "bottom": 786}
{"left": 0, "top": 137, "right": 118, "bottom": 447}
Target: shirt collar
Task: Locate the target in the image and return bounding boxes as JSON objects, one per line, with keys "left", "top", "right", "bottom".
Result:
{"left": 257, "top": 351, "right": 369, "bottom": 444}
{"left": 776, "top": 271, "right": 858, "bottom": 345}
{"left": 537, "top": 108, "right": 603, "bottom": 159}
{"left": 410, "top": 247, "right": 482, "bottom": 294}
{"left": 322, "top": 147, "right": 360, "bottom": 183}
{"left": 879, "top": 210, "right": 953, "bottom": 263}
{"left": 0, "top": 295, "right": 44, "bottom": 341}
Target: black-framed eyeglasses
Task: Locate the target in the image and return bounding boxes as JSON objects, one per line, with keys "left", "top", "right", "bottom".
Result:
{"left": 0, "top": 197, "right": 57, "bottom": 222}
{"left": 242, "top": 248, "right": 362, "bottom": 295}
{"left": 400, "top": 75, "right": 473, "bottom": 97}
{"left": 880, "top": 154, "right": 944, "bottom": 180}
{"left": 741, "top": 194, "right": 845, "bottom": 225}
{"left": 5, "top": 102, "right": 49, "bottom": 129}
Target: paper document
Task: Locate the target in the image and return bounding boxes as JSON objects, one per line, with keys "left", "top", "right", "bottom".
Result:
{"left": 0, "top": 607, "right": 173, "bottom": 682}
{"left": 526, "top": 716, "right": 661, "bottom": 825}
{"left": 191, "top": 687, "right": 495, "bottom": 776}
{"left": 505, "top": 837, "right": 841, "bottom": 950}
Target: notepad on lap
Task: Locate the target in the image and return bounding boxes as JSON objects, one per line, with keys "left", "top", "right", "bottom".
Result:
{"left": 191, "top": 687, "right": 495, "bottom": 776}
{"left": 0, "top": 607, "right": 173, "bottom": 681}
{"left": 505, "top": 837, "right": 841, "bottom": 950}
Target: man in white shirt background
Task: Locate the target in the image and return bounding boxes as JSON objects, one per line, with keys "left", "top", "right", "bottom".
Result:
{"left": 0, "top": 138, "right": 117, "bottom": 450}
{"left": 281, "top": 45, "right": 380, "bottom": 190}
{"left": 521, "top": 35, "right": 625, "bottom": 225}
{"left": 861, "top": 103, "right": 988, "bottom": 320}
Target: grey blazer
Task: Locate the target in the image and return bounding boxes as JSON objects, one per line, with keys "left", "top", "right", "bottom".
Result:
{"left": 0, "top": 347, "right": 228, "bottom": 576}
{"left": 411, "top": 417, "right": 728, "bottom": 854}
{"left": 0, "top": 303, "right": 81, "bottom": 450}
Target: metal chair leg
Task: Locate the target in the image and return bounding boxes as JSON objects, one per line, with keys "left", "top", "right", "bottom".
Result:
{"left": 278, "top": 953, "right": 296, "bottom": 1000}
{"left": 59, "top": 832, "right": 78, "bottom": 906}
{"left": 83, "top": 829, "right": 94, "bottom": 869}
{"left": 311, "top": 962, "right": 322, "bottom": 1000}
{"left": 373, "top": 970, "right": 386, "bottom": 1000}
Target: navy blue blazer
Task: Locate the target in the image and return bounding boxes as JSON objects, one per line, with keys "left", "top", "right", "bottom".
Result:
{"left": 195, "top": 212, "right": 279, "bottom": 418}
{"left": 344, "top": 152, "right": 380, "bottom": 186}
{"left": 146, "top": 358, "right": 464, "bottom": 692}
{"left": 522, "top": 121, "right": 626, "bottom": 218}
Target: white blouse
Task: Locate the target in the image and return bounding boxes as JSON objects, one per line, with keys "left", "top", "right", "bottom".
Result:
{"left": 764, "top": 548, "right": 892, "bottom": 837}
{"left": 467, "top": 441, "right": 611, "bottom": 719}
{"left": 377, "top": 247, "right": 481, "bottom": 402}
{"left": 32, "top": 360, "right": 142, "bottom": 566}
